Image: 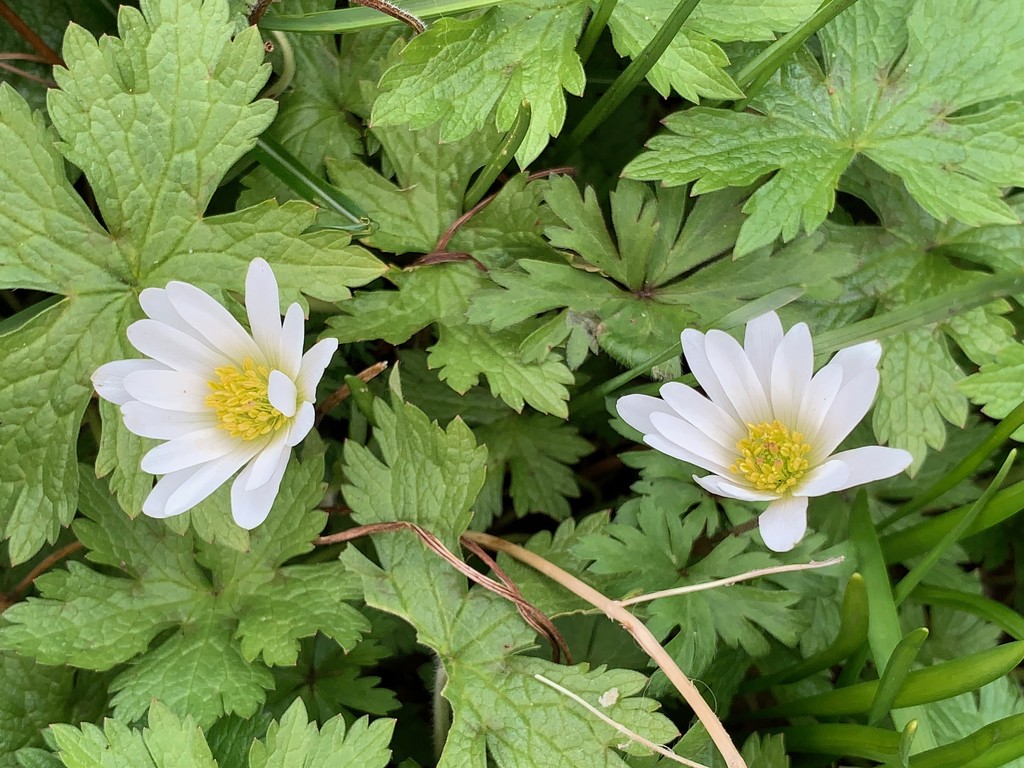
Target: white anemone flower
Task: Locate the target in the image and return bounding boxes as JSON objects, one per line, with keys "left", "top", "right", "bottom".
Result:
{"left": 616, "top": 311, "right": 913, "bottom": 552}
{"left": 92, "top": 258, "right": 337, "bottom": 528}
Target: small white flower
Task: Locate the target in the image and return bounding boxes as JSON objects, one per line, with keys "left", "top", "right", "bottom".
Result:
{"left": 616, "top": 311, "right": 912, "bottom": 552}
{"left": 92, "top": 258, "right": 337, "bottom": 529}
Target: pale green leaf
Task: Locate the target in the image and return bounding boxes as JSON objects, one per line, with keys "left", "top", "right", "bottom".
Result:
{"left": 429, "top": 322, "right": 574, "bottom": 418}
{"left": 249, "top": 699, "right": 394, "bottom": 768}
{"left": 0, "top": 0, "right": 384, "bottom": 562}
{"left": 372, "top": 0, "right": 587, "bottom": 165}
{"left": 625, "top": 0, "right": 1024, "bottom": 254}
{"left": 474, "top": 415, "right": 592, "bottom": 527}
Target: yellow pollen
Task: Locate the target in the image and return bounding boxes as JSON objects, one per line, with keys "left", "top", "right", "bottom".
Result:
{"left": 206, "top": 358, "right": 287, "bottom": 441}
{"left": 730, "top": 420, "right": 810, "bottom": 493}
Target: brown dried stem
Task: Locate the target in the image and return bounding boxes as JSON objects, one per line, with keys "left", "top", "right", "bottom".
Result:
{"left": 0, "top": 1, "right": 63, "bottom": 65}
{"left": 1, "top": 541, "right": 84, "bottom": 612}
{"left": 314, "top": 521, "right": 567, "bottom": 661}
{"left": 462, "top": 530, "right": 747, "bottom": 768}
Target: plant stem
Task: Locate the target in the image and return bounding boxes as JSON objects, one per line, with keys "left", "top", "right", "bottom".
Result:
{"left": 880, "top": 398, "right": 1024, "bottom": 529}
{"left": 463, "top": 100, "right": 532, "bottom": 208}
{"left": 0, "top": 0, "right": 63, "bottom": 65}
{"left": 558, "top": 0, "right": 703, "bottom": 156}
{"left": 729, "top": 0, "right": 860, "bottom": 109}
{"left": 463, "top": 530, "right": 748, "bottom": 768}
{"left": 576, "top": 0, "right": 619, "bottom": 65}
{"left": 260, "top": 0, "right": 502, "bottom": 32}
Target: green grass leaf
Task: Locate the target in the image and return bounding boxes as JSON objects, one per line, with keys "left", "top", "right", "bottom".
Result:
{"left": 624, "top": 0, "right": 1024, "bottom": 254}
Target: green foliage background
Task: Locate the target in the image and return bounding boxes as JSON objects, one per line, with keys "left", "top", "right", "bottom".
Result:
{"left": 0, "top": 0, "right": 1023, "bottom": 766}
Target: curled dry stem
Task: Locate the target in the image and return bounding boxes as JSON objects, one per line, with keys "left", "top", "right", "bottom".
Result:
{"left": 462, "top": 530, "right": 748, "bottom": 768}
{"left": 314, "top": 521, "right": 568, "bottom": 662}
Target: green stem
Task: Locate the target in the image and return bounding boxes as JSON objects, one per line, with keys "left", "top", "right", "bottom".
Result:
{"left": 729, "top": 0, "right": 860, "bottom": 109}
{"left": 260, "top": 0, "right": 501, "bottom": 32}
{"left": 576, "top": 0, "right": 619, "bottom": 65}
{"left": 813, "top": 273, "right": 1024, "bottom": 354}
{"left": 558, "top": 0, "right": 703, "bottom": 155}
{"left": 892, "top": 451, "right": 1015, "bottom": 607}
{"left": 463, "top": 100, "right": 531, "bottom": 208}
{"left": 880, "top": 399, "right": 1024, "bottom": 530}
{"left": 252, "top": 136, "right": 374, "bottom": 234}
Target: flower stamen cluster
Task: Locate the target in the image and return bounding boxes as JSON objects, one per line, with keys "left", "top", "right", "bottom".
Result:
{"left": 206, "top": 358, "right": 288, "bottom": 441}
{"left": 732, "top": 420, "right": 810, "bottom": 493}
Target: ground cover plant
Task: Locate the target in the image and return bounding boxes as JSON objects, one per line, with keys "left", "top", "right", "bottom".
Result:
{"left": 1, "top": 0, "right": 1023, "bottom": 766}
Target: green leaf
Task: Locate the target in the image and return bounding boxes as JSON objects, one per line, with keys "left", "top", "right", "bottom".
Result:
{"left": 473, "top": 414, "right": 592, "bottom": 527}
{"left": 0, "top": 653, "right": 76, "bottom": 765}
{"left": 325, "top": 124, "right": 497, "bottom": 254}
{"left": 624, "top": 0, "right": 1024, "bottom": 254}
{"left": 0, "top": 0, "right": 385, "bottom": 563}
{"left": 960, "top": 343, "right": 1024, "bottom": 438}
{"left": 269, "top": 636, "right": 399, "bottom": 723}
{"left": 0, "top": 458, "right": 370, "bottom": 727}
{"left": 239, "top": 0, "right": 365, "bottom": 208}
{"left": 372, "top": 0, "right": 588, "bottom": 165}
{"left": 428, "top": 322, "right": 575, "bottom": 417}
{"left": 48, "top": 699, "right": 393, "bottom": 768}
{"left": 607, "top": 0, "right": 822, "bottom": 101}
{"left": 341, "top": 391, "right": 678, "bottom": 766}
{"left": 468, "top": 179, "right": 852, "bottom": 371}
{"left": 575, "top": 508, "right": 804, "bottom": 676}
{"left": 799, "top": 164, "right": 1019, "bottom": 470}
{"left": 248, "top": 699, "right": 394, "bottom": 768}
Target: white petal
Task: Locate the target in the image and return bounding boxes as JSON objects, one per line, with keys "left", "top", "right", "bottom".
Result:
{"left": 681, "top": 329, "right": 741, "bottom": 422}
{"left": 245, "top": 258, "right": 282, "bottom": 357}
{"left": 278, "top": 303, "right": 305, "bottom": 378}
{"left": 769, "top": 322, "right": 813, "bottom": 426}
{"left": 232, "top": 448, "right": 290, "bottom": 529}
{"left": 121, "top": 401, "right": 218, "bottom": 440}
{"left": 792, "top": 459, "right": 849, "bottom": 497}
{"left": 616, "top": 394, "right": 678, "bottom": 435}
{"left": 140, "top": 426, "right": 244, "bottom": 474}
{"left": 649, "top": 411, "right": 736, "bottom": 471}
{"left": 825, "top": 446, "right": 913, "bottom": 491}
{"left": 243, "top": 430, "right": 289, "bottom": 490}
{"left": 139, "top": 287, "right": 215, "bottom": 350}
{"left": 744, "top": 311, "right": 784, "bottom": 393}
{"left": 164, "top": 280, "right": 262, "bottom": 364}
{"left": 123, "top": 370, "right": 212, "bottom": 412}
{"left": 795, "top": 363, "right": 843, "bottom": 441}
{"left": 809, "top": 369, "right": 880, "bottom": 460}
{"left": 659, "top": 382, "right": 744, "bottom": 449}
{"left": 93, "top": 359, "right": 167, "bottom": 405}
{"left": 142, "top": 468, "right": 199, "bottom": 518}
{"left": 286, "top": 402, "right": 315, "bottom": 447}
{"left": 296, "top": 338, "right": 338, "bottom": 402}
{"left": 830, "top": 341, "right": 882, "bottom": 384}
{"left": 758, "top": 496, "right": 809, "bottom": 552}
{"left": 703, "top": 329, "right": 772, "bottom": 424}
{"left": 694, "top": 474, "right": 780, "bottom": 501}
{"left": 126, "top": 319, "right": 225, "bottom": 375}
{"left": 267, "top": 370, "right": 298, "bottom": 417}
{"left": 163, "top": 444, "right": 262, "bottom": 517}
{"left": 645, "top": 433, "right": 732, "bottom": 476}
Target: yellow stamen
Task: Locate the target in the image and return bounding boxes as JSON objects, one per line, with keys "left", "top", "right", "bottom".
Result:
{"left": 206, "top": 358, "right": 287, "bottom": 441}
{"left": 731, "top": 420, "right": 810, "bottom": 493}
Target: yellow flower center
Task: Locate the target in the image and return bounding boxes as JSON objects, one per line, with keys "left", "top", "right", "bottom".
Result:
{"left": 731, "top": 420, "right": 810, "bottom": 493}
{"left": 206, "top": 358, "right": 287, "bottom": 441}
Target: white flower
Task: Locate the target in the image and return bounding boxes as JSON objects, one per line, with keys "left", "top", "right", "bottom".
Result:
{"left": 616, "top": 311, "right": 913, "bottom": 552}
{"left": 92, "top": 258, "right": 337, "bottom": 529}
